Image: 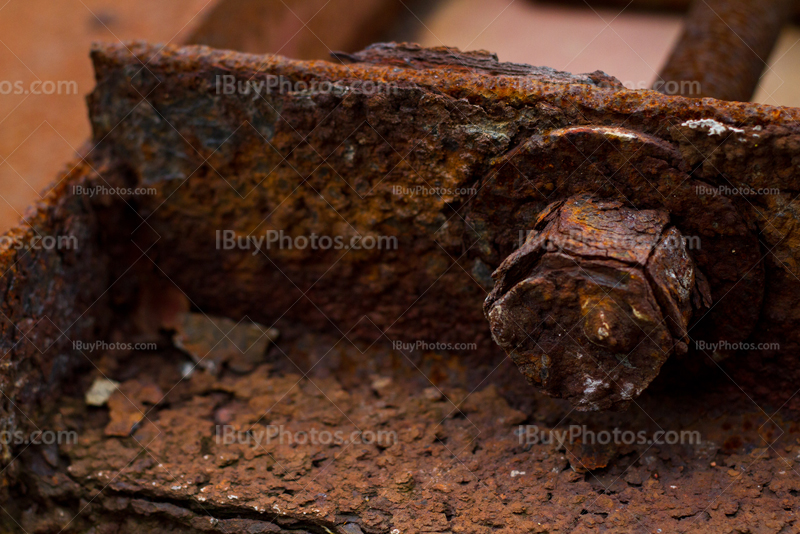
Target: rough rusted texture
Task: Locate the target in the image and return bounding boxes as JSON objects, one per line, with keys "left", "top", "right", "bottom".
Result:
{"left": 4, "top": 40, "right": 800, "bottom": 530}
{"left": 6, "top": 326, "right": 800, "bottom": 534}
{"left": 0, "top": 159, "right": 112, "bottom": 465}
{"left": 485, "top": 195, "right": 707, "bottom": 410}
{"left": 80, "top": 41, "right": 800, "bottom": 411}
{"left": 658, "top": 0, "right": 792, "bottom": 101}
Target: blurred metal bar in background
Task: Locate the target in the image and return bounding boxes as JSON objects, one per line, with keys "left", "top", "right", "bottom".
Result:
{"left": 658, "top": 0, "right": 793, "bottom": 101}
{"left": 186, "top": 0, "right": 426, "bottom": 59}
{"left": 550, "top": 0, "right": 800, "bottom": 19}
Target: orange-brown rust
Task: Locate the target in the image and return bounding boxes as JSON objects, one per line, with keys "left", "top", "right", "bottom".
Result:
{"left": 485, "top": 195, "right": 707, "bottom": 410}
{"left": 80, "top": 42, "right": 800, "bottom": 412}
{"left": 2, "top": 40, "right": 800, "bottom": 533}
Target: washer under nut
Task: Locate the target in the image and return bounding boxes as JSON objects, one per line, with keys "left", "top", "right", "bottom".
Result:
{"left": 484, "top": 194, "right": 711, "bottom": 411}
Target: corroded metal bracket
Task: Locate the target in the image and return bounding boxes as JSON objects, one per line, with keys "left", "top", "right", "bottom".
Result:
{"left": 79, "top": 42, "right": 793, "bottom": 411}
{"left": 1, "top": 42, "right": 798, "bottom": 465}
{"left": 2, "top": 40, "right": 800, "bottom": 533}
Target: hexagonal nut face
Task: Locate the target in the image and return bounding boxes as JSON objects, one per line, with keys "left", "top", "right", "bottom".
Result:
{"left": 487, "top": 253, "right": 672, "bottom": 411}
{"left": 485, "top": 195, "right": 704, "bottom": 411}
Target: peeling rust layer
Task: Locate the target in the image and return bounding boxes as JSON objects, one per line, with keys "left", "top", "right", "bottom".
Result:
{"left": 337, "top": 42, "right": 626, "bottom": 87}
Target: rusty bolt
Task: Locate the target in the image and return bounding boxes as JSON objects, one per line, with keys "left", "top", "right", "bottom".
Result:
{"left": 484, "top": 195, "right": 711, "bottom": 411}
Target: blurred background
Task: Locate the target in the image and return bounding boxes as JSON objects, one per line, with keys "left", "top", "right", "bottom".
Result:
{"left": 0, "top": 0, "right": 798, "bottom": 232}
